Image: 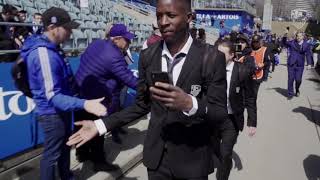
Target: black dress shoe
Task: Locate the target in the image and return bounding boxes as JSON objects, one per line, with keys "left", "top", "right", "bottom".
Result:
{"left": 93, "top": 161, "right": 119, "bottom": 172}
{"left": 287, "top": 96, "right": 293, "bottom": 100}
{"left": 296, "top": 91, "right": 300, "bottom": 97}
{"left": 76, "top": 153, "right": 90, "bottom": 163}
{"left": 117, "top": 127, "right": 127, "bottom": 135}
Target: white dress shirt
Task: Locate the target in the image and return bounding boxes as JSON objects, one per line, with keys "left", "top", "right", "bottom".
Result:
{"left": 95, "top": 36, "right": 198, "bottom": 135}
{"left": 226, "top": 61, "right": 234, "bottom": 114}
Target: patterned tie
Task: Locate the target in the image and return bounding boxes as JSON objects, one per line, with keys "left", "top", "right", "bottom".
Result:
{"left": 165, "top": 53, "right": 186, "bottom": 84}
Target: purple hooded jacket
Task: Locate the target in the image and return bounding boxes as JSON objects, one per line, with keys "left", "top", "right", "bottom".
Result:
{"left": 75, "top": 39, "right": 137, "bottom": 114}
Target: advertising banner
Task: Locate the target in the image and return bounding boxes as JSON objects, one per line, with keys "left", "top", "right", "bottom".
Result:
{"left": 0, "top": 54, "right": 139, "bottom": 160}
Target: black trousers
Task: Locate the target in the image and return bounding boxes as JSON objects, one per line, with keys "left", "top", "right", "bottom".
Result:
{"left": 74, "top": 110, "right": 105, "bottom": 162}
{"left": 216, "top": 115, "right": 239, "bottom": 180}
{"left": 147, "top": 150, "right": 208, "bottom": 180}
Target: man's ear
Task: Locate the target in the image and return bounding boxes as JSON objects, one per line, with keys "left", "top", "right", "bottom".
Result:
{"left": 186, "top": 12, "right": 193, "bottom": 24}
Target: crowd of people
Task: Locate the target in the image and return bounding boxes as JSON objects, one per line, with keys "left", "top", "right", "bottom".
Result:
{"left": 0, "top": 4, "right": 43, "bottom": 62}
{"left": 1, "top": 0, "right": 320, "bottom": 180}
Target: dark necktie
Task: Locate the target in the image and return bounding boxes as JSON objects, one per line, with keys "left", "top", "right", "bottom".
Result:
{"left": 165, "top": 53, "right": 186, "bottom": 84}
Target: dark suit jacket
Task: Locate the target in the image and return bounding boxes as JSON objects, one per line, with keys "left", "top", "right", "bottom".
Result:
{"left": 102, "top": 40, "right": 227, "bottom": 178}
{"left": 229, "top": 62, "right": 257, "bottom": 131}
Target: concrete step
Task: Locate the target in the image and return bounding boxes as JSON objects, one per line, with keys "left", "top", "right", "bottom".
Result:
{"left": 0, "top": 117, "right": 149, "bottom": 180}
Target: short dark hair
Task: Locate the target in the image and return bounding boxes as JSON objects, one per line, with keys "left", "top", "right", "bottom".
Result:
{"left": 219, "top": 39, "right": 236, "bottom": 55}
{"left": 33, "top": 13, "right": 42, "bottom": 17}
{"left": 19, "top": 10, "right": 27, "bottom": 14}
{"left": 2, "top": 4, "right": 17, "bottom": 14}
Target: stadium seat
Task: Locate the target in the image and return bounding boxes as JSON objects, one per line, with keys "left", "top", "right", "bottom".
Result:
{"left": 21, "top": 0, "right": 34, "bottom": 8}
{"left": 54, "top": 0, "right": 64, "bottom": 8}
{"left": 85, "top": 21, "right": 97, "bottom": 29}
{"left": 96, "top": 22, "right": 106, "bottom": 29}
{"left": 25, "top": 7, "right": 38, "bottom": 16}
{"left": 89, "top": 14, "right": 98, "bottom": 22}
{"left": 60, "top": 4, "right": 70, "bottom": 12}
{"left": 97, "top": 29, "right": 105, "bottom": 39}
{"left": 0, "top": 5, "right": 2, "bottom": 12}
{"left": 35, "top": 1, "right": 46, "bottom": 11}
{"left": 71, "top": 6, "right": 80, "bottom": 14}
{"left": 80, "top": 7, "right": 90, "bottom": 15}
{"left": 84, "top": 29, "right": 94, "bottom": 44}
{"left": 72, "top": 29, "right": 87, "bottom": 49}
{"left": 79, "top": 13, "right": 91, "bottom": 21}
{"left": 75, "top": 20, "right": 85, "bottom": 28}
{"left": 5, "top": 0, "right": 21, "bottom": 7}
{"left": 68, "top": 12, "right": 79, "bottom": 20}
{"left": 64, "top": 1, "right": 74, "bottom": 8}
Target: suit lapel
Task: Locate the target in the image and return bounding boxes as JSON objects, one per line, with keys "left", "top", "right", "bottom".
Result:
{"left": 150, "top": 42, "right": 163, "bottom": 72}
{"left": 176, "top": 41, "right": 202, "bottom": 87}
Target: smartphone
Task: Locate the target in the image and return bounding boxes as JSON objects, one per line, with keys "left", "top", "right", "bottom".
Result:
{"left": 151, "top": 72, "right": 169, "bottom": 85}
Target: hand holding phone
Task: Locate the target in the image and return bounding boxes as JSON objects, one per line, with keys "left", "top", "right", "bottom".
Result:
{"left": 151, "top": 72, "right": 170, "bottom": 85}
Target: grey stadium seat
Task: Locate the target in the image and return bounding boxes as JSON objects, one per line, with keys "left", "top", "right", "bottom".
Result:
{"left": 72, "top": 29, "right": 87, "bottom": 49}
{"left": 5, "top": 0, "right": 21, "bottom": 7}
{"left": 35, "top": 2, "right": 46, "bottom": 11}
{"left": 21, "top": 0, "right": 34, "bottom": 8}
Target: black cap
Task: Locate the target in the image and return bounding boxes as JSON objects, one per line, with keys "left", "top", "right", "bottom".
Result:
{"left": 42, "top": 7, "right": 79, "bottom": 29}
{"left": 237, "top": 34, "right": 249, "bottom": 44}
{"left": 252, "top": 34, "right": 262, "bottom": 42}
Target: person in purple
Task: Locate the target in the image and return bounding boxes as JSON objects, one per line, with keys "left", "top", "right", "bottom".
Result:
{"left": 219, "top": 20, "right": 229, "bottom": 38}
{"left": 74, "top": 24, "right": 138, "bottom": 171}
{"left": 283, "top": 32, "right": 313, "bottom": 99}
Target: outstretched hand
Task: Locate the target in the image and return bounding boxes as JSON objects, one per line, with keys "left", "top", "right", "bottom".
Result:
{"left": 66, "top": 121, "right": 99, "bottom": 148}
{"left": 84, "top": 97, "right": 107, "bottom": 117}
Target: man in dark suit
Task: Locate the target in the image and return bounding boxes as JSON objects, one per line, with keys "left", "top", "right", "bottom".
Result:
{"left": 67, "top": 0, "right": 227, "bottom": 179}
{"left": 216, "top": 40, "right": 257, "bottom": 180}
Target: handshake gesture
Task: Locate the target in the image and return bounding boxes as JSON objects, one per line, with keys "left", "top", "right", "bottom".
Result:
{"left": 84, "top": 97, "right": 107, "bottom": 117}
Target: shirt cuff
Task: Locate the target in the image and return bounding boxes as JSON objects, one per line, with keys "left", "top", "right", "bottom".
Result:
{"left": 94, "top": 119, "right": 107, "bottom": 136}
{"left": 183, "top": 95, "right": 198, "bottom": 116}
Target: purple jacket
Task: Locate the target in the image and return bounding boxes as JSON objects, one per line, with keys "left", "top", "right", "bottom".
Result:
{"left": 75, "top": 39, "right": 137, "bottom": 114}
{"left": 284, "top": 39, "right": 313, "bottom": 67}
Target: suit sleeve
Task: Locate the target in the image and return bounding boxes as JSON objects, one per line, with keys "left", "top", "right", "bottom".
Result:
{"left": 305, "top": 44, "right": 314, "bottom": 66}
{"left": 204, "top": 51, "right": 228, "bottom": 125}
{"left": 102, "top": 51, "right": 151, "bottom": 131}
{"left": 244, "top": 75, "right": 257, "bottom": 127}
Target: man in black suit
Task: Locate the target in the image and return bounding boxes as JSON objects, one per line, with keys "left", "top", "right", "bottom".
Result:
{"left": 67, "top": 0, "right": 227, "bottom": 179}
{"left": 216, "top": 39, "right": 257, "bottom": 180}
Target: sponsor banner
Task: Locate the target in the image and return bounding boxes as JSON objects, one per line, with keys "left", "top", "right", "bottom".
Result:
{"left": 0, "top": 55, "right": 138, "bottom": 159}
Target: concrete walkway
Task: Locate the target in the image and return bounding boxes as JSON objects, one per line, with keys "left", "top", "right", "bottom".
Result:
{"left": 122, "top": 55, "right": 320, "bottom": 180}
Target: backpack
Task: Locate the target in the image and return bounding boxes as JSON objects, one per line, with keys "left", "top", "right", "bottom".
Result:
{"left": 11, "top": 56, "right": 33, "bottom": 98}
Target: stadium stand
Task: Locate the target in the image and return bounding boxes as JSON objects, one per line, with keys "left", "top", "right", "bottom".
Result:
{"left": 0, "top": 0, "right": 158, "bottom": 50}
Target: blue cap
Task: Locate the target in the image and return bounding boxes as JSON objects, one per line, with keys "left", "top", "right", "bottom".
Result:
{"left": 109, "top": 24, "right": 135, "bottom": 41}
